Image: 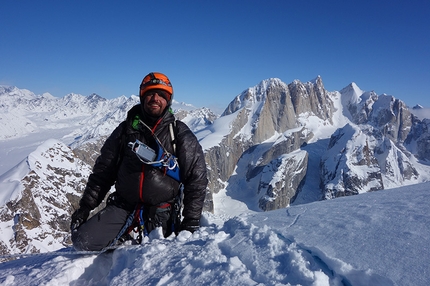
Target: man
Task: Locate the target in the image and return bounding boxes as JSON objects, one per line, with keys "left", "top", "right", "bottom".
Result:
{"left": 71, "top": 72, "right": 208, "bottom": 251}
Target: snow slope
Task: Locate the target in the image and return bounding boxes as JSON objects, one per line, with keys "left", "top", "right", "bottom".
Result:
{"left": 1, "top": 182, "right": 429, "bottom": 286}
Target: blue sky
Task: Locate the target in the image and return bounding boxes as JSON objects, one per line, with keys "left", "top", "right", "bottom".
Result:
{"left": 2, "top": 0, "right": 429, "bottom": 111}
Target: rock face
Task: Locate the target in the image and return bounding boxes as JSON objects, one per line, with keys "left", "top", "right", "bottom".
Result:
{"left": 258, "top": 150, "right": 308, "bottom": 211}
{"left": 201, "top": 77, "right": 335, "bottom": 211}
{"left": 0, "top": 140, "right": 92, "bottom": 255}
{"left": 320, "top": 124, "right": 385, "bottom": 198}
{"left": 320, "top": 84, "right": 425, "bottom": 199}
{"left": 201, "top": 78, "right": 430, "bottom": 210}
{"left": 343, "top": 85, "right": 413, "bottom": 143}
{"left": 405, "top": 118, "right": 430, "bottom": 161}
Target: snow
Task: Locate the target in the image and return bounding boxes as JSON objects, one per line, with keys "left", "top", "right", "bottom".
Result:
{"left": 0, "top": 160, "right": 28, "bottom": 206}
{"left": 197, "top": 112, "right": 237, "bottom": 151}
{"left": 0, "top": 138, "right": 84, "bottom": 207}
{"left": 1, "top": 183, "right": 429, "bottom": 285}
{"left": 411, "top": 107, "right": 430, "bottom": 120}
{"left": 1, "top": 83, "right": 430, "bottom": 285}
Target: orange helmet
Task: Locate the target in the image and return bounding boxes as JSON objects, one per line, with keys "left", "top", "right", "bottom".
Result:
{"left": 139, "top": 72, "right": 173, "bottom": 102}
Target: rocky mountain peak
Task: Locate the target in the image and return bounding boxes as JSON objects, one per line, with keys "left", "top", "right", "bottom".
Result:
{"left": 0, "top": 139, "right": 92, "bottom": 255}
{"left": 202, "top": 76, "right": 337, "bottom": 211}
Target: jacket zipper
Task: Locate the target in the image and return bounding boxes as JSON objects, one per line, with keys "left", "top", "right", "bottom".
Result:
{"left": 139, "top": 117, "right": 163, "bottom": 202}
{"left": 139, "top": 165, "right": 145, "bottom": 202}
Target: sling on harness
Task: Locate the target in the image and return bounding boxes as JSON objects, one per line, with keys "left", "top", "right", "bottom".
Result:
{"left": 109, "top": 188, "right": 183, "bottom": 247}
{"left": 128, "top": 119, "right": 180, "bottom": 182}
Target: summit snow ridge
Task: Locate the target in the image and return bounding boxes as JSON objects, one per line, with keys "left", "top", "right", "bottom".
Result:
{"left": 1, "top": 182, "right": 429, "bottom": 285}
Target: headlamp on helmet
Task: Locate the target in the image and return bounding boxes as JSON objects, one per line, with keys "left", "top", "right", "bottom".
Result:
{"left": 140, "top": 72, "right": 173, "bottom": 102}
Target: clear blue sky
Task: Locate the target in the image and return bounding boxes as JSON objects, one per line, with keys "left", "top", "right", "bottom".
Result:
{"left": 2, "top": 0, "right": 429, "bottom": 111}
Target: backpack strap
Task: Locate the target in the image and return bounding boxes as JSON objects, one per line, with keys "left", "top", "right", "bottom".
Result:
{"left": 168, "top": 120, "right": 183, "bottom": 234}
{"left": 116, "top": 123, "right": 127, "bottom": 169}
{"left": 169, "top": 120, "right": 177, "bottom": 155}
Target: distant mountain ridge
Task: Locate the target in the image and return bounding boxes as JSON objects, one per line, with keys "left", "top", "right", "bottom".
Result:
{"left": 197, "top": 76, "right": 430, "bottom": 211}
{"left": 1, "top": 77, "right": 430, "bottom": 255}
{"left": 0, "top": 86, "right": 213, "bottom": 141}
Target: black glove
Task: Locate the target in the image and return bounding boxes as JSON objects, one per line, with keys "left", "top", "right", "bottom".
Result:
{"left": 180, "top": 218, "right": 200, "bottom": 233}
{"left": 70, "top": 207, "right": 90, "bottom": 231}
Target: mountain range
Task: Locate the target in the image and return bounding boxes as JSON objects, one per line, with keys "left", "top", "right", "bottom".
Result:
{"left": 1, "top": 76, "right": 430, "bottom": 255}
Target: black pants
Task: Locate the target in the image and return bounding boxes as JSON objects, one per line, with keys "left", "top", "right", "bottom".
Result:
{"left": 71, "top": 203, "right": 175, "bottom": 251}
{"left": 71, "top": 204, "right": 130, "bottom": 251}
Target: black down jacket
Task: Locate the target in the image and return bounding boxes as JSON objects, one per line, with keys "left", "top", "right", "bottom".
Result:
{"left": 79, "top": 104, "right": 208, "bottom": 221}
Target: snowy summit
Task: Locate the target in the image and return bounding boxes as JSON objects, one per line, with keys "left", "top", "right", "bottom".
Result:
{"left": 1, "top": 182, "right": 429, "bottom": 285}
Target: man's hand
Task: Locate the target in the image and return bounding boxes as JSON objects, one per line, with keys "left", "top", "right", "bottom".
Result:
{"left": 70, "top": 207, "right": 90, "bottom": 231}
{"left": 180, "top": 218, "right": 200, "bottom": 233}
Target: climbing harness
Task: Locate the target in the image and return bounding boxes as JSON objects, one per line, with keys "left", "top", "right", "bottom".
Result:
{"left": 128, "top": 119, "right": 180, "bottom": 181}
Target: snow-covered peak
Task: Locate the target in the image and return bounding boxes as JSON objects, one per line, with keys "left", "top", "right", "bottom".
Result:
{"left": 0, "top": 85, "right": 37, "bottom": 101}
{"left": 86, "top": 93, "right": 105, "bottom": 102}
{"left": 171, "top": 99, "right": 198, "bottom": 112}
{"left": 370, "top": 93, "right": 395, "bottom": 113}
{"left": 310, "top": 75, "right": 323, "bottom": 84}
{"left": 63, "top": 92, "right": 86, "bottom": 103}
{"left": 0, "top": 139, "right": 90, "bottom": 207}
{"left": 222, "top": 78, "right": 287, "bottom": 116}
{"left": 410, "top": 105, "right": 430, "bottom": 120}
{"left": 340, "top": 82, "right": 364, "bottom": 105}
{"left": 27, "top": 139, "right": 80, "bottom": 176}
{"left": 41, "top": 92, "right": 56, "bottom": 99}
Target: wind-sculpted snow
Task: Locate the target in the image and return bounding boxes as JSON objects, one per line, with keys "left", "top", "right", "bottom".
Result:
{"left": 0, "top": 221, "right": 386, "bottom": 285}
{"left": 2, "top": 183, "right": 429, "bottom": 285}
